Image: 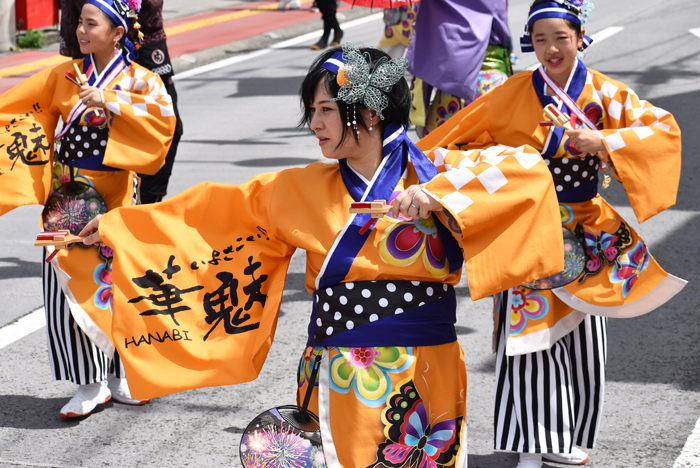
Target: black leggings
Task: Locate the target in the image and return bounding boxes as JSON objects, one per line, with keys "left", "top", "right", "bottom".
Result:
{"left": 316, "top": 0, "right": 341, "bottom": 39}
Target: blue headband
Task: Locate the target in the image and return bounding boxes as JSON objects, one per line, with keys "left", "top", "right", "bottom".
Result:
{"left": 86, "top": 0, "right": 140, "bottom": 65}
{"left": 520, "top": 1, "right": 594, "bottom": 53}
{"left": 320, "top": 51, "right": 344, "bottom": 75}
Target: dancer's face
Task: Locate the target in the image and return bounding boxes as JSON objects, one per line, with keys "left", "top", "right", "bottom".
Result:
{"left": 77, "top": 4, "right": 123, "bottom": 57}
{"left": 531, "top": 17, "right": 583, "bottom": 87}
{"left": 309, "top": 79, "right": 375, "bottom": 163}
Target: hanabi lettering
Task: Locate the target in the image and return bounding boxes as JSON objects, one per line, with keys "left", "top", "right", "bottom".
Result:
{"left": 124, "top": 328, "right": 193, "bottom": 348}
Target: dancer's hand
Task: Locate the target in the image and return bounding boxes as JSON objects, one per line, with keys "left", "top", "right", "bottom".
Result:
{"left": 565, "top": 128, "right": 605, "bottom": 154}
{"left": 79, "top": 215, "right": 103, "bottom": 246}
{"left": 79, "top": 85, "right": 105, "bottom": 109}
{"left": 390, "top": 185, "right": 442, "bottom": 220}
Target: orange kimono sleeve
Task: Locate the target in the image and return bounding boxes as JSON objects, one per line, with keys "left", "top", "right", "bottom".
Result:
{"left": 100, "top": 176, "right": 296, "bottom": 399}
{"left": 593, "top": 73, "right": 682, "bottom": 223}
{"left": 0, "top": 66, "right": 61, "bottom": 215}
{"left": 421, "top": 145, "right": 564, "bottom": 300}
{"left": 101, "top": 64, "right": 176, "bottom": 175}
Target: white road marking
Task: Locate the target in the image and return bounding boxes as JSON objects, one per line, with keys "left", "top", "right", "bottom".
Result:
{"left": 674, "top": 417, "right": 700, "bottom": 467}
{"left": 526, "top": 26, "right": 625, "bottom": 71}
{"left": 0, "top": 307, "right": 45, "bottom": 350}
{"left": 689, "top": 29, "right": 700, "bottom": 39}
{"left": 174, "top": 13, "right": 383, "bottom": 81}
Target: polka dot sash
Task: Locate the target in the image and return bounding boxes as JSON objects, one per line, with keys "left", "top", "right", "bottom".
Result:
{"left": 545, "top": 154, "right": 600, "bottom": 193}
{"left": 312, "top": 280, "right": 456, "bottom": 346}
{"left": 59, "top": 124, "right": 110, "bottom": 167}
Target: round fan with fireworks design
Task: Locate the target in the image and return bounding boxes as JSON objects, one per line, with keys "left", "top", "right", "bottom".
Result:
{"left": 240, "top": 353, "right": 327, "bottom": 468}
{"left": 42, "top": 181, "right": 108, "bottom": 238}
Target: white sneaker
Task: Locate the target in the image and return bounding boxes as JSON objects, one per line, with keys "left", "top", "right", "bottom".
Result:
{"left": 516, "top": 453, "right": 542, "bottom": 468}
{"left": 543, "top": 447, "right": 589, "bottom": 465}
{"left": 288, "top": 0, "right": 301, "bottom": 8}
{"left": 107, "top": 375, "right": 150, "bottom": 406}
{"left": 59, "top": 381, "right": 111, "bottom": 418}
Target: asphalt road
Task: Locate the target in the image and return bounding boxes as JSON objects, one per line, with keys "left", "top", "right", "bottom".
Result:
{"left": 1, "top": 1, "right": 699, "bottom": 467}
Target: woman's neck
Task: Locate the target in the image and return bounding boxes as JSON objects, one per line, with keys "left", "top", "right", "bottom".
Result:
{"left": 347, "top": 134, "right": 384, "bottom": 181}
{"left": 92, "top": 50, "right": 115, "bottom": 76}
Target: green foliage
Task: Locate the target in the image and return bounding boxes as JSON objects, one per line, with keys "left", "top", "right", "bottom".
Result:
{"left": 17, "top": 29, "right": 45, "bottom": 49}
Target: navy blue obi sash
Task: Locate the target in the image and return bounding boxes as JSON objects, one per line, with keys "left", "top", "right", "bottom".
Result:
{"left": 307, "top": 280, "right": 457, "bottom": 347}
{"left": 556, "top": 175, "right": 599, "bottom": 203}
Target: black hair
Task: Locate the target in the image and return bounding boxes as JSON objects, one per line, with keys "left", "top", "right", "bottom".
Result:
{"left": 529, "top": 0, "right": 582, "bottom": 38}
{"left": 299, "top": 46, "right": 411, "bottom": 148}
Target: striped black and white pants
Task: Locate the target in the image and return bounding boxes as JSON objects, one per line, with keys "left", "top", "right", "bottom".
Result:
{"left": 494, "top": 291, "right": 607, "bottom": 454}
{"left": 42, "top": 254, "right": 123, "bottom": 385}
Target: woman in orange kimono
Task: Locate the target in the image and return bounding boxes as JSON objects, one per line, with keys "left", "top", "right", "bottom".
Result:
{"left": 418, "top": 1, "right": 686, "bottom": 467}
{"left": 0, "top": 0, "right": 175, "bottom": 418}
{"left": 81, "top": 43, "right": 562, "bottom": 467}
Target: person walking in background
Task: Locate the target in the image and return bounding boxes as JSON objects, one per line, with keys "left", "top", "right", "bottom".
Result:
{"left": 60, "top": 0, "right": 183, "bottom": 204}
{"left": 310, "top": 0, "right": 342, "bottom": 50}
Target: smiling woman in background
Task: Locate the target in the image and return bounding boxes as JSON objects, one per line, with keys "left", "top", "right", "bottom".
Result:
{"left": 418, "top": 1, "right": 685, "bottom": 466}
{"left": 0, "top": 0, "right": 175, "bottom": 418}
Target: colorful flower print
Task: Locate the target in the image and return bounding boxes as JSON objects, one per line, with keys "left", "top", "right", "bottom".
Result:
{"left": 559, "top": 204, "right": 574, "bottom": 225}
{"left": 379, "top": 215, "right": 449, "bottom": 278}
{"left": 52, "top": 164, "right": 93, "bottom": 192}
{"left": 509, "top": 286, "right": 549, "bottom": 335}
{"left": 78, "top": 108, "right": 107, "bottom": 128}
{"left": 559, "top": 99, "right": 605, "bottom": 157}
{"left": 435, "top": 98, "right": 462, "bottom": 128}
{"left": 98, "top": 244, "right": 114, "bottom": 262}
{"left": 297, "top": 346, "right": 323, "bottom": 388}
{"left": 329, "top": 346, "right": 414, "bottom": 408}
{"left": 610, "top": 241, "right": 650, "bottom": 298}
{"left": 475, "top": 71, "right": 508, "bottom": 100}
{"left": 574, "top": 222, "right": 632, "bottom": 281}
{"left": 400, "top": 8, "right": 417, "bottom": 38}
{"left": 93, "top": 263, "right": 113, "bottom": 313}
{"left": 372, "top": 378, "right": 462, "bottom": 468}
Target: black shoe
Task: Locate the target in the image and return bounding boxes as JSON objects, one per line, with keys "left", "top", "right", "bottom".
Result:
{"left": 311, "top": 37, "right": 328, "bottom": 50}
{"left": 330, "top": 30, "right": 343, "bottom": 46}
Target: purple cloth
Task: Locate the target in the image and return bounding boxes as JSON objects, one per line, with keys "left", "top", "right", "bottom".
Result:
{"left": 407, "top": 0, "right": 509, "bottom": 102}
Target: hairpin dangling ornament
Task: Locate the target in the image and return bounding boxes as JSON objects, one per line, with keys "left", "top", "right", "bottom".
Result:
{"left": 125, "top": 0, "right": 144, "bottom": 43}
{"left": 132, "top": 16, "right": 144, "bottom": 41}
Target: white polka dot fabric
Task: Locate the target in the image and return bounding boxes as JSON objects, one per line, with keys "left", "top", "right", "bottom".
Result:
{"left": 59, "top": 124, "right": 109, "bottom": 164}
{"left": 545, "top": 154, "right": 599, "bottom": 192}
{"left": 313, "top": 280, "right": 452, "bottom": 343}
